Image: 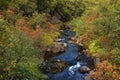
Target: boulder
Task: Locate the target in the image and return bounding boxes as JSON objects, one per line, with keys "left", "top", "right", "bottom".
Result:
{"left": 75, "top": 55, "right": 82, "bottom": 61}
{"left": 55, "top": 38, "right": 62, "bottom": 42}
{"left": 51, "top": 60, "right": 66, "bottom": 73}
{"left": 78, "top": 66, "right": 91, "bottom": 74}
{"left": 40, "top": 59, "right": 66, "bottom": 73}
{"left": 52, "top": 43, "right": 67, "bottom": 53}
{"left": 87, "top": 58, "right": 95, "bottom": 70}
{"left": 52, "top": 45, "right": 61, "bottom": 53}
{"left": 44, "top": 43, "right": 67, "bottom": 60}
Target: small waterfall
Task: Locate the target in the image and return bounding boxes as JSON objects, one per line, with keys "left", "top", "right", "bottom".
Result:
{"left": 68, "top": 62, "right": 81, "bottom": 75}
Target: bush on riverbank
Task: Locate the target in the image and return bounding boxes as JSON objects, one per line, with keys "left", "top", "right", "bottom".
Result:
{"left": 86, "top": 61, "right": 120, "bottom": 80}
{"left": 70, "top": 0, "right": 120, "bottom": 76}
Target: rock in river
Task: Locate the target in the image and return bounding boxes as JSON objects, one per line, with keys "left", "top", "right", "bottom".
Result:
{"left": 78, "top": 66, "right": 91, "bottom": 74}
{"left": 75, "top": 55, "right": 82, "bottom": 61}
{"left": 44, "top": 42, "right": 67, "bottom": 60}
{"left": 40, "top": 59, "right": 66, "bottom": 74}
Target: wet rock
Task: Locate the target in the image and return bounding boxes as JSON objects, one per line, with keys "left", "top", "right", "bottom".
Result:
{"left": 71, "top": 37, "right": 76, "bottom": 41}
{"left": 40, "top": 59, "right": 66, "bottom": 73}
{"left": 75, "top": 55, "right": 82, "bottom": 61}
{"left": 68, "top": 37, "right": 76, "bottom": 44}
{"left": 52, "top": 43, "right": 67, "bottom": 53}
{"left": 52, "top": 46, "right": 62, "bottom": 53}
{"left": 57, "top": 42, "right": 67, "bottom": 48}
{"left": 63, "top": 43, "right": 68, "bottom": 48}
{"left": 68, "top": 40, "right": 75, "bottom": 44}
{"left": 78, "top": 66, "right": 91, "bottom": 74}
{"left": 52, "top": 60, "right": 66, "bottom": 73}
{"left": 55, "top": 38, "right": 62, "bottom": 42}
{"left": 44, "top": 43, "right": 67, "bottom": 60}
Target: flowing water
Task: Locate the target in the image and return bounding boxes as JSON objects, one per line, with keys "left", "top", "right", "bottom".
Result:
{"left": 47, "top": 29, "right": 90, "bottom": 80}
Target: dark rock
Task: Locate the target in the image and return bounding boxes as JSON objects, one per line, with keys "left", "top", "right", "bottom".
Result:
{"left": 77, "top": 44, "right": 86, "bottom": 52}
{"left": 75, "top": 54, "right": 82, "bottom": 61}
{"left": 40, "top": 59, "right": 66, "bottom": 73}
{"left": 87, "top": 58, "right": 95, "bottom": 70}
{"left": 78, "top": 66, "right": 91, "bottom": 74}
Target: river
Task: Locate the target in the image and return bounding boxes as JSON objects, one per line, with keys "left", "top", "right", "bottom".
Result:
{"left": 46, "top": 29, "right": 90, "bottom": 80}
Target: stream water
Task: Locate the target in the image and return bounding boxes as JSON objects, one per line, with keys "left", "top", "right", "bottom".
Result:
{"left": 47, "top": 29, "right": 90, "bottom": 80}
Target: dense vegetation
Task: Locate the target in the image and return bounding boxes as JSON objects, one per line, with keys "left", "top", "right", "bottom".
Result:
{"left": 70, "top": 0, "right": 120, "bottom": 79}
{"left": 0, "top": 0, "right": 120, "bottom": 80}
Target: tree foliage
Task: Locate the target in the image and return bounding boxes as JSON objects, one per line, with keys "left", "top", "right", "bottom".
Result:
{"left": 0, "top": 19, "right": 44, "bottom": 80}
{"left": 70, "top": 0, "right": 120, "bottom": 75}
{"left": 86, "top": 61, "right": 120, "bottom": 80}
{"left": 1, "top": 0, "right": 120, "bottom": 79}
{"left": 37, "top": 0, "right": 85, "bottom": 21}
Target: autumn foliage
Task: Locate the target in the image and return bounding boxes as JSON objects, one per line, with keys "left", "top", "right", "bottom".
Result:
{"left": 1, "top": 0, "right": 120, "bottom": 80}
{"left": 18, "top": 20, "right": 59, "bottom": 50}
{"left": 86, "top": 61, "right": 120, "bottom": 80}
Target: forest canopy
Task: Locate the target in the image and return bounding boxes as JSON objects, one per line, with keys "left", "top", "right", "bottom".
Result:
{"left": 0, "top": 0, "right": 120, "bottom": 80}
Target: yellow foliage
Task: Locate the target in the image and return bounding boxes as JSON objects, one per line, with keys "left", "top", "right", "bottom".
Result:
{"left": 11, "top": 59, "right": 17, "bottom": 68}
{"left": 88, "top": 40, "right": 100, "bottom": 56}
{"left": 40, "top": 32, "right": 54, "bottom": 46}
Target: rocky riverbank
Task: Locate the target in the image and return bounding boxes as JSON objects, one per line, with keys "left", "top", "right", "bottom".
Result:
{"left": 40, "top": 27, "right": 96, "bottom": 80}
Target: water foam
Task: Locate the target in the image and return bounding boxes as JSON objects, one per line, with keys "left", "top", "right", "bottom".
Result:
{"left": 68, "top": 62, "right": 81, "bottom": 75}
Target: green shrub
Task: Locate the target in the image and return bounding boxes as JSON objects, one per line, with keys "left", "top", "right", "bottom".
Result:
{"left": 110, "top": 48, "right": 120, "bottom": 72}
{"left": 37, "top": 0, "right": 85, "bottom": 21}
{"left": 0, "top": 20, "right": 43, "bottom": 80}
{"left": 28, "top": 12, "right": 46, "bottom": 29}
{"left": 0, "top": 0, "right": 10, "bottom": 10}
